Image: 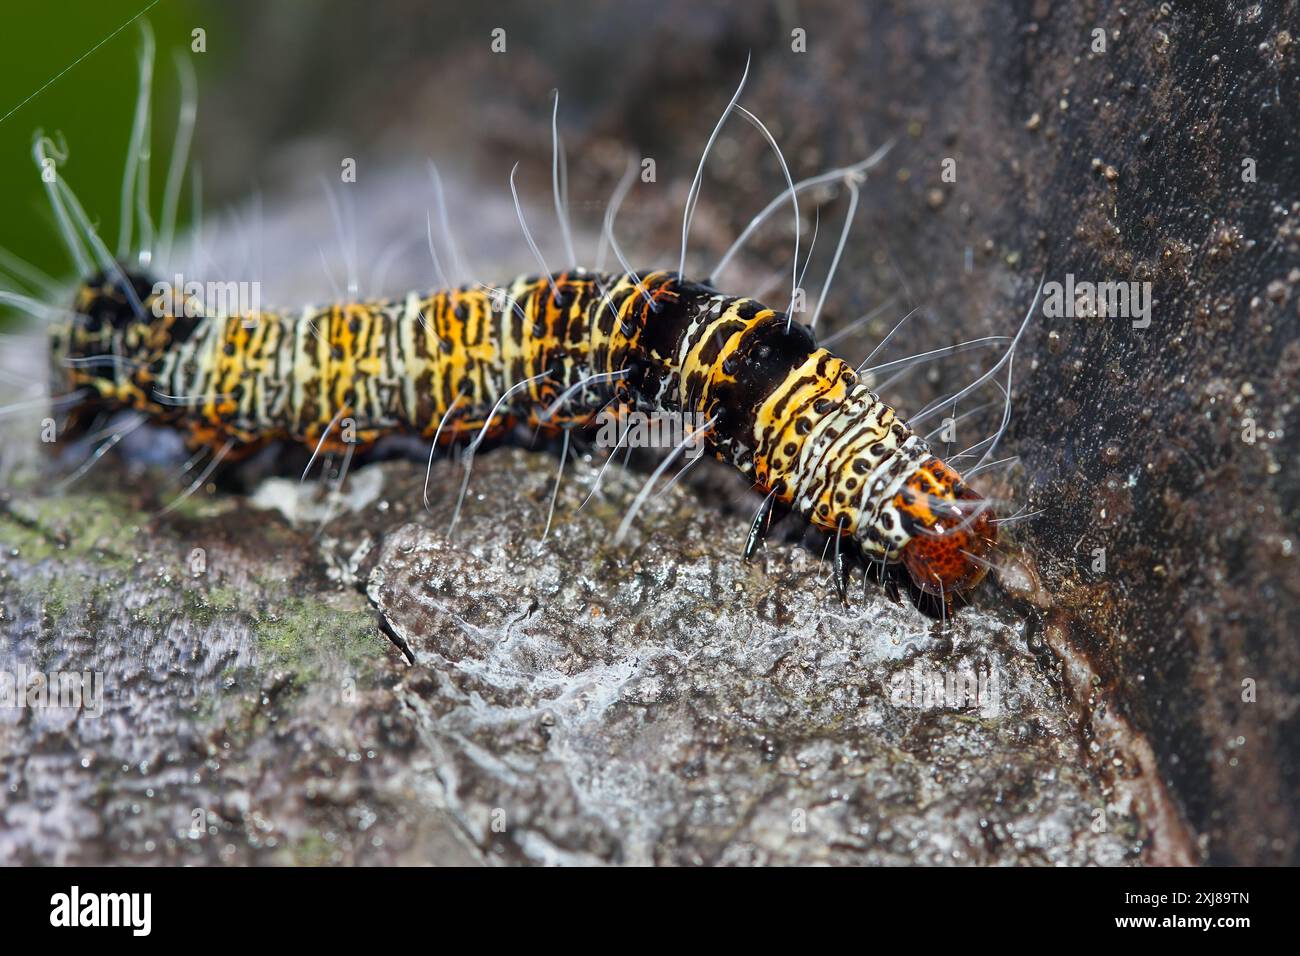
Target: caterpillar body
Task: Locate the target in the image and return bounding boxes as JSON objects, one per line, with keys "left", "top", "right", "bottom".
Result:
{"left": 51, "top": 265, "right": 998, "bottom": 605}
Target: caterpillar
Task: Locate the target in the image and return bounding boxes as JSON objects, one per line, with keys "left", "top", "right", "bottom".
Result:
{"left": 48, "top": 263, "right": 1009, "bottom": 608}
{"left": 16, "top": 31, "right": 1031, "bottom": 614}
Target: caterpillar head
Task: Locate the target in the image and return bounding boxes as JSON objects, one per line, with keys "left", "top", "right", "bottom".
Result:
{"left": 895, "top": 457, "right": 998, "bottom": 597}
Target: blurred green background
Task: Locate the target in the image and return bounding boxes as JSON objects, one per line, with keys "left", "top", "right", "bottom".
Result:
{"left": 0, "top": 0, "right": 771, "bottom": 329}
{"left": 0, "top": 0, "right": 221, "bottom": 322}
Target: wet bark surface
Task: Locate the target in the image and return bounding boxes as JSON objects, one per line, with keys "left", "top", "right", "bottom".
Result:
{"left": 1, "top": 0, "right": 1295, "bottom": 864}
{"left": 0, "top": 447, "right": 1133, "bottom": 865}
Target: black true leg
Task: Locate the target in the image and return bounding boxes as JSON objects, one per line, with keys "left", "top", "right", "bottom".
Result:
{"left": 869, "top": 551, "right": 902, "bottom": 604}
{"left": 832, "top": 530, "right": 850, "bottom": 606}
{"left": 743, "top": 490, "right": 785, "bottom": 561}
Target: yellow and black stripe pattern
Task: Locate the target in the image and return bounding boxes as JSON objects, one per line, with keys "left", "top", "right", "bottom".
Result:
{"left": 51, "top": 266, "right": 997, "bottom": 598}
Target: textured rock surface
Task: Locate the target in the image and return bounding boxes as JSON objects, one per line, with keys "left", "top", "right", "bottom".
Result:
{"left": 2, "top": 0, "right": 1296, "bottom": 864}
{"left": 0, "top": 432, "right": 1133, "bottom": 864}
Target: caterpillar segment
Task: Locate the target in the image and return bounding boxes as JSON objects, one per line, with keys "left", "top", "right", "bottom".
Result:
{"left": 52, "top": 266, "right": 997, "bottom": 603}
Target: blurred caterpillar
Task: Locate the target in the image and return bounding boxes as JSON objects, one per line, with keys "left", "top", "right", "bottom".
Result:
{"left": 13, "top": 30, "right": 1036, "bottom": 612}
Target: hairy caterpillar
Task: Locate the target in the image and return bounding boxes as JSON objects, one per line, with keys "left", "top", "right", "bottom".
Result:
{"left": 49, "top": 264, "right": 1006, "bottom": 607}
{"left": 15, "top": 30, "right": 1032, "bottom": 613}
